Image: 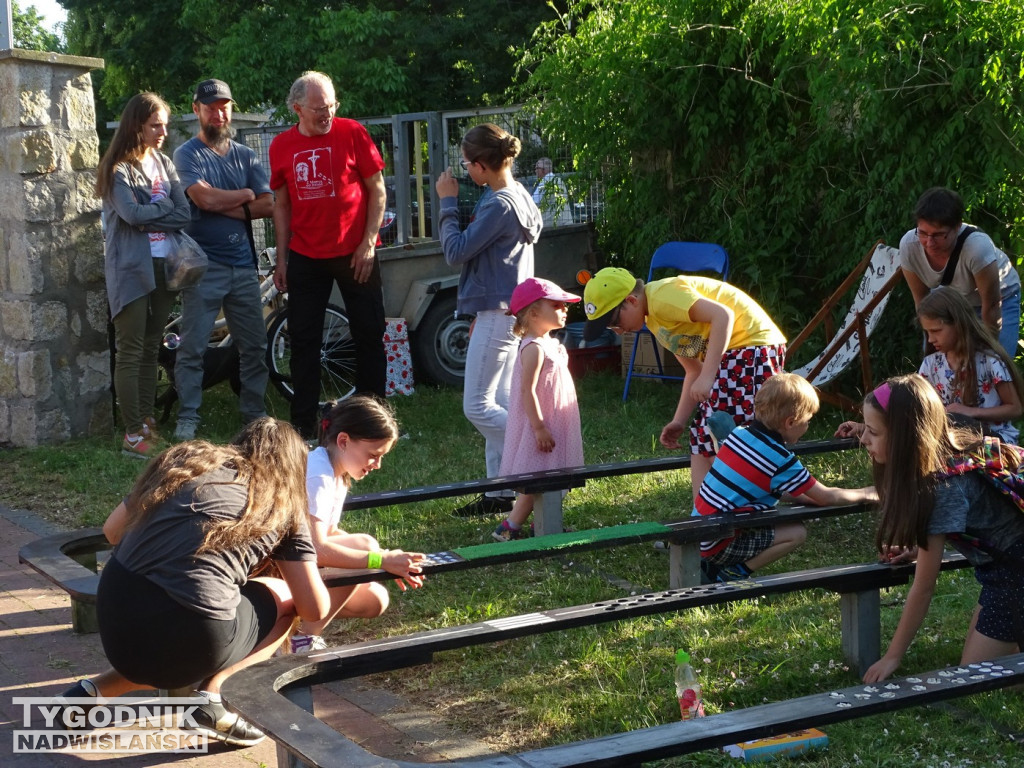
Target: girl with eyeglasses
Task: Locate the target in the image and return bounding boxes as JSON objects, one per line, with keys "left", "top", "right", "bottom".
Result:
{"left": 435, "top": 123, "right": 543, "bottom": 518}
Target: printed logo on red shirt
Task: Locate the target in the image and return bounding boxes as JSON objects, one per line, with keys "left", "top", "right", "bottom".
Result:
{"left": 292, "top": 148, "right": 336, "bottom": 200}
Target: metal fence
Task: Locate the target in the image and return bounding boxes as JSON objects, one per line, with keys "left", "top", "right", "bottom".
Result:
{"left": 236, "top": 106, "right": 603, "bottom": 250}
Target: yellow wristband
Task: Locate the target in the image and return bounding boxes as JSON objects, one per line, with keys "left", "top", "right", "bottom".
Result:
{"left": 366, "top": 551, "right": 383, "bottom": 570}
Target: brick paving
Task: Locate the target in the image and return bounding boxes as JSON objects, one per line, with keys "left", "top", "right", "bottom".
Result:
{"left": 0, "top": 506, "right": 491, "bottom": 767}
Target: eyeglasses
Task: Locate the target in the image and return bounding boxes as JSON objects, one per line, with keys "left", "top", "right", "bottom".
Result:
{"left": 459, "top": 159, "right": 473, "bottom": 170}
{"left": 916, "top": 227, "right": 953, "bottom": 242}
{"left": 303, "top": 102, "right": 338, "bottom": 116}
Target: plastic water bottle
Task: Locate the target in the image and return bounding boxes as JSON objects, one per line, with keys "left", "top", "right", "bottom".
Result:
{"left": 675, "top": 650, "right": 705, "bottom": 720}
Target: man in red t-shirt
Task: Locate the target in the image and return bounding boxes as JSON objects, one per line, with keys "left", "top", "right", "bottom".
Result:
{"left": 270, "top": 71, "right": 387, "bottom": 438}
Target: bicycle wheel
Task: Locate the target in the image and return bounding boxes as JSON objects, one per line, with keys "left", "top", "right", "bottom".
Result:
{"left": 266, "top": 303, "right": 357, "bottom": 404}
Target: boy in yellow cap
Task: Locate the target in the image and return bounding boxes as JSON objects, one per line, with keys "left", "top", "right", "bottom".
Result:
{"left": 583, "top": 267, "right": 786, "bottom": 494}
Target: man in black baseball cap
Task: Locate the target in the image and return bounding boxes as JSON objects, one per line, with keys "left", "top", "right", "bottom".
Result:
{"left": 193, "top": 78, "right": 233, "bottom": 105}
{"left": 171, "top": 79, "right": 271, "bottom": 440}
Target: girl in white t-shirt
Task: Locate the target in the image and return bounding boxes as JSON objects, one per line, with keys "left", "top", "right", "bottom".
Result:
{"left": 917, "top": 287, "right": 1023, "bottom": 444}
{"left": 288, "top": 396, "right": 426, "bottom": 653}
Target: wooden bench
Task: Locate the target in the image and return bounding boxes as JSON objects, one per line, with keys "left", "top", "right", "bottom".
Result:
{"left": 16, "top": 437, "right": 864, "bottom": 632}
{"left": 17, "top": 527, "right": 108, "bottom": 633}
{"left": 221, "top": 554, "right": 980, "bottom": 768}
{"left": 344, "top": 437, "right": 860, "bottom": 535}
{"left": 17, "top": 499, "right": 873, "bottom": 634}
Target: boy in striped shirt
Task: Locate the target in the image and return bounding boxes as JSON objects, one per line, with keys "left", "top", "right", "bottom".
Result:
{"left": 694, "top": 373, "right": 877, "bottom": 583}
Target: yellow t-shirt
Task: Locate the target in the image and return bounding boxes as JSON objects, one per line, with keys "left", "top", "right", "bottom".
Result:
{"left": 644, "top": 276, "right": 785, "bottom": 360}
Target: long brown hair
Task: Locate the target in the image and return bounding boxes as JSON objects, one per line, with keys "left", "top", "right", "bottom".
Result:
{"left": 95, "top": 92, "right": 170, "bottom": 199}
{"left": 120, "top": 418, "right": 309, "bottom": 554}
{"left": 215, "top": 417, "right": 310, "bottom": 552}
{"left": 917, "top": 286, "right": 1024, "bottom": 407}
{"left": 871, "top": 374, "right": 982, "bottom": 550}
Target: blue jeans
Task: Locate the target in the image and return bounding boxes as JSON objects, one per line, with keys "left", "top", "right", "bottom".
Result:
{"left": 286, "top": 250, "right": 387, "bottom": 438}
{"left": 112, "top": 259, "right": 177, "bottom": 435}
{"left": 174, "top": 261, "right": 269, "bottom": 424}
{"left": 997, "top": 285, "right": 1021, "bottom": 359}
{"left": 462, "top": 310, "right": 517, "bottom": 495}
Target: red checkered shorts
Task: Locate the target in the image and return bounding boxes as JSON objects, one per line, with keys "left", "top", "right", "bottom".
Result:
{"left": 689, "top": 343, "right": 786, "bottom": 456}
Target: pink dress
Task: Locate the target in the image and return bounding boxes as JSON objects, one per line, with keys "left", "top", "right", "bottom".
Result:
{"left": 500, "top": 335, "right": 584, "bottom": 475}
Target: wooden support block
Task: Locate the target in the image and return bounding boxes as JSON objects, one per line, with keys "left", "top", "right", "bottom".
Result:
{"left": 280, "top": 685, "right": 315, "bottom": 768}
{"left": 840, "top": 589, "right": 881, "bottom": 676}
{"left": 71, "top": 599, "right": 99, "bottom": 634}
{"left": 668, "top": 542, "right": 702, "bottom": 588}
{"left": 532, "top": 491, "right": 565, "bottom": 536}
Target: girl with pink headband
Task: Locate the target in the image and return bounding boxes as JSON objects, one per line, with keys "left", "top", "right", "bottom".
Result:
{"left": 860, "top": 374, "right": 1024, "bottom": 682}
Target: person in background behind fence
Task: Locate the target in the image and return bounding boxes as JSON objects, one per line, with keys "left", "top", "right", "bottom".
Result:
{"left": 435, "top": 123, "right": 543, "bottom": 518}
{"left": 172, "top": 78, "right": 272, "bottom": 441}
{"left": 98, "top": 92, "right": 191, "bottom": 459}
{"left": 532, "top": 157, "right": 573, "bottom": 227}
{"left": 269, "top": 71, "right": 388, "bottom": 439}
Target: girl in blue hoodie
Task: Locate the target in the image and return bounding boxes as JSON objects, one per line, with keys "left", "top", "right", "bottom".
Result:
{"left": 436, "top": 124, "right": 543, "bottom": 517}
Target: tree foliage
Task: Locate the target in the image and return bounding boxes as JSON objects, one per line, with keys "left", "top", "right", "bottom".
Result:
{"left": 60, "top": 0, "right": 558, "bottom": 119}
{"left": 12, "top": 1, "right": 63, "bottom": 52}
{"left": 520, "top": 0, "right": 1024, "bottom": 373}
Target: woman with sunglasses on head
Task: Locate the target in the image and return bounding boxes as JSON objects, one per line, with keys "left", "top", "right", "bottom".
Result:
{"left": 435, "top": 123, "right": 543, "bottom": 518}
{"left": 899, "top": 187, "right": 1020, "bottom": 358}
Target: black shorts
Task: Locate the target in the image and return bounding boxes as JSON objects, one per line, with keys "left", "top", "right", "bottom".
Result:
{"left": 974, "top": 539, "right": 1024, "bottom": 644}
{"left": 97, "top": 556, "right": 278, "bottom": 689}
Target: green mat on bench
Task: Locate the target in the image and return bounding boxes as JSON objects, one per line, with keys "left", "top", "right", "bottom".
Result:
{"left": 452, "top": 521, "right": 672, "bottom": 560}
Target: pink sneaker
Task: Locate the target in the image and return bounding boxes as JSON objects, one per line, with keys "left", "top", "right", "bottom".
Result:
{"left": 122, "top": 432, "right": 157, "bottom": 459}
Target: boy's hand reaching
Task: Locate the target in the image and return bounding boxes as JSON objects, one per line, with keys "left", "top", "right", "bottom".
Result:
{"left": 660, "top": 419, "right": 687, "bottom": 449}
{"left": 689, "top": 373, "right": 715, "bottom": 403}
{"left": 835, "top": 421, "right": 865, "bottom": 439}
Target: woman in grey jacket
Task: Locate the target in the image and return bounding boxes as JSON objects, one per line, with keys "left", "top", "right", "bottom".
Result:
{"left": 435, "top": 123, "right": 542, "bottom": 516}
{"left": 97, "top": 93, "right": 190, "bottom": 458}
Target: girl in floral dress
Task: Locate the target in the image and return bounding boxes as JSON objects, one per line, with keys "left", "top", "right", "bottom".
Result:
{"left": 917, "top": 286, "right": 1023, "bottom": 444}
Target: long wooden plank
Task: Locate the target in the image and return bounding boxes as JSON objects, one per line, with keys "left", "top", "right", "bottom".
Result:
{"left": 343, "top": 438, "right": 859, "bottom": 510}
{"left": 321, "top": 500, "right": 873, "bottom": 587}
{"left": 221, "top": 557, "right": 984, "bottom": 768}
{"left": 517, "top": 654, "right": 1024, "bottom": 768}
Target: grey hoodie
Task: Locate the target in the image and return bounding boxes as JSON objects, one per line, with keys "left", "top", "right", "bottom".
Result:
{"left": 438, "top": 181, "right": 542, "bottom": 315}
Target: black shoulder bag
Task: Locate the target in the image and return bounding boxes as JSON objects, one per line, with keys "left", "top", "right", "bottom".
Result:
{"left": 939, "top": 226, "right": 979, "bottom": 286}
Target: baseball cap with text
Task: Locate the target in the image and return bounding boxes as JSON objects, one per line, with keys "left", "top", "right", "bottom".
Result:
{"left": 193, "top": 79, "right": 233, "bottom": 105}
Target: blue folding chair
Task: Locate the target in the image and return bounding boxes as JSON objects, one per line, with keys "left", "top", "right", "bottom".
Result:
{"left": 622, "top": 242, "right": 730, "bottom": 401}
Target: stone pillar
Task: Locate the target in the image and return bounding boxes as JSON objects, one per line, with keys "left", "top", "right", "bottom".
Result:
{"left": 0, "top": 49, "right": 107, "bottom": 447}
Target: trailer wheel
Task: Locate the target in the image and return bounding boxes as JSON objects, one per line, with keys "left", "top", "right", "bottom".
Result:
{"left": 411, "top": 293, "right": 470, "bottom": 386}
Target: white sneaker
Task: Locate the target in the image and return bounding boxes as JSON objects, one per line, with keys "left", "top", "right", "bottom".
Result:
{"left": 289, "top": 634, "right": 328, "bottom": 654}
{"left": 174, "top": 420, "right": 198, "bottom": 440}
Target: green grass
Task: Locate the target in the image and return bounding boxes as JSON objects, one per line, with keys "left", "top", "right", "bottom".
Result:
{"left": 1, "top": 373, "right": 1021, "bottom": 765}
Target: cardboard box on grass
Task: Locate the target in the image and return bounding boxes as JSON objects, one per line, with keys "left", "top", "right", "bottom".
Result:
{"left": 621, "top": 331, "right": 684, "bottom": 378}
{"left": 723, "top": 728, "right": 828, "bottom": 763}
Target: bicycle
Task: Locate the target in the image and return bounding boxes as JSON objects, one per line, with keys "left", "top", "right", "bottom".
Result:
{"left": 155, "top": 247, "right": 357, "bottom": 422}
